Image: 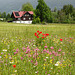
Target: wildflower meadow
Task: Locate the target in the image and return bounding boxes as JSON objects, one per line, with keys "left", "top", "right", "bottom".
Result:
{"left": 0, "top": 22, "right": 75, "bottom": 75}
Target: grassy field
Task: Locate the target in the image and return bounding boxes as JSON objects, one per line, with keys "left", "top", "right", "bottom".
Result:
{"left": 0, "top": 22, "right": 75, "bottom": 75}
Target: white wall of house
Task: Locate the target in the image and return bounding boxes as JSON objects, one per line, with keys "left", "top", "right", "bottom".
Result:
{"left": 13, "top": 21, "right": 32, "bottom": 24}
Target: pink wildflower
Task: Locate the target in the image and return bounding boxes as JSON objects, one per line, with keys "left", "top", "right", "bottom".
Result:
{"left": 44, "top": 59, "right": 46, "bottom": 61}
{"left": 27, "top": 46, "right": 29, "bottom": 49}
{"left": 22, "top": 47, "right": 26, "bottom": 51}
{"left": 49, "top": 52, "right": 52, "bottom": 55}
{"left": 52, "top": 51, "right": 55, "bottom": 54}
{"left": 31, "top": 60, "right": 33, "bottom": 63}
{"left": 58, "top": 54, "right": 61, "bottom": 56}
{"left": 54, "top": 52, "right": 58, "bottom": 56}
{"left": 50, "top": 46, "right": 54, "bottom": 50}
{"left": 5, "top": 64, "right": 7, "bottom": 66}
{"left": 52, "top": 56, "right": 54, "bottom": 59}
{"left": 45, "top": 71, "right": 47, "bottom": 74}
{"left": 43, "top": 49, "right": 46, "bottom": 52}
{"left": 1, "top": 52, "right": 3, "bottom": 55}
{"left": 35, "top": 48, "right": 39, "bottom": 51}
{"left": 21, "top": 57, "right": 23, "bottom": 60}
{"left": 46, "top": 50, "right": 49, "bottom": 53}
{"left": 58, "top": 49, "right": 61, "bottom": 52}
{"left": 16, "top": 49, "right": 19, "bottom": 52}
{"left": 44, "top": 46, "right": 47, "bottom": 48}
{"left": 14, "top": 52, "right": 17, "bottom": 55}
{"left": 24, "top": 55, "right": 26, "bottom": 57}
{"left": 69, "top": 64, "right": 71, "bottom": 67}
{"left": 34, "top": 60, "right": 38, "bottom": 66}
{"left": 28, "top": 55, "right": 32, "bottom": 57}
{"left": 62, "top": 52, "right": 65, "bottom": 55}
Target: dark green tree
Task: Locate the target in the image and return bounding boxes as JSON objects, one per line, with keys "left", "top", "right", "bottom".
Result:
{"left": 52, "top": 12, "right": 58, "bottom": 23}
{"left": 57, "top": 10, "right": 67, "bottom": 23}
{"left": 35, "top": 0, "right": 52, "bottom": 22}
{"left": 54, "top": 7, "right": 57, "bottom": 12}
{"left": 71, "top": 8, "right": 75, "bottom": 21}
{"left": 6, "top": 13, "right": 11, "bottom": 21}
{"left": 62, "top": 4, "right": 74, "bottom": 15}
{"left": 21, "top": 2, "right": 33, "bottom": 11}
{"left": 1, "top": 12, "right": 6, "bottom": 18}
{"left": 7, "top": 13, "right": 11, "bottom": 18}
{"left": 0, "top": 12, "right": 1, "bottom": 18}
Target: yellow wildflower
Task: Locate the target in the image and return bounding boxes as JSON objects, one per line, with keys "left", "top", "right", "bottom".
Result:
{"left": 37, "top": 57, "right": 39, "bottom": 59}
{"left": 43, "top": 67, "right": 45, "bottom": 69}
{"left": 50, "top": 59, "right": 53, "bottom": 63}
{"left": 43, "top": 40, "right": 45, "bottom": 42}
{"left": 44, "top": 64, "right": 46, "bottom": 66}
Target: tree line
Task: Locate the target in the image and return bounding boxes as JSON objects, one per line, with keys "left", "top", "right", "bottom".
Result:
{"left": 0, "top": 12, "right": 11, "bottom": 21}
{"left": 0, "top": 0, "right": 75, "bottom": 24}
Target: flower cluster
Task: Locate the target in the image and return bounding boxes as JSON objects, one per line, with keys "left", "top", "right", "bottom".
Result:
{"left": 34, "top": 31, "right": 49, "bottom": 38}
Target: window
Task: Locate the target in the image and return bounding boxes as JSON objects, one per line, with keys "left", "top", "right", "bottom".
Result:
{"left": 23, "top": 18, "right": 26, "bottom": 20}
{"left": 18, "top": 18, "right": 20, "bottom": 20}
{"left": 29, "top": 18, "right": 31, "bottom": 20}
{"left": 25, "top": 14, "right": 29, "bottom": 16}
{"left": 27, "top": 14, "right": 29, "bottom": 16}
{"left": 15, "top": 12, "right": 19, "bottom": 16}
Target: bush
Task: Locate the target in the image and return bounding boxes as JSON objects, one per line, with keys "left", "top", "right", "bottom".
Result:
{"left": 32, "top": 19, "right": 36, "bottom": 24}
{"left": 36, "top": 17, "right": 40, "bottom": 23}
{"left": 32, "top": 17, "right": 40, "bottom": 24}
{"left": 7, "top": 18, "right": 13, "bottom": 21}
{"left": 41, "top": 21, "right": 47, "bottom": 25}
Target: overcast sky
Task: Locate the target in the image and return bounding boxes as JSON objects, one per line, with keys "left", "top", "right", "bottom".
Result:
{"left": 0, "top": 0, "right": 75, "bottom": 13}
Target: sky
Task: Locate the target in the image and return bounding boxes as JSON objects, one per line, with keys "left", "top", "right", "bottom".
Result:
{"left": 0, "top": 0, "right": 75, "bottom": 14}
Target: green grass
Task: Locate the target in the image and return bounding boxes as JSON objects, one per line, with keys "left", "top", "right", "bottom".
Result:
{"left": 0, "top": 22, "right": 75, "bottom": 75}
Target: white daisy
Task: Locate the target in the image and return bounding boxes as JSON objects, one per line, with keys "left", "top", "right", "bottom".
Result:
{"left": 0, "top": 56, "right": 2, "bottom": 58}
{"left": 3, "top": 49, "right": 7, "bottom": 52}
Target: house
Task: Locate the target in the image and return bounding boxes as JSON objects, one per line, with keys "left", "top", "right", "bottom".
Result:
{"left": 11, "top": 11, "right": 33, "bottom": 24}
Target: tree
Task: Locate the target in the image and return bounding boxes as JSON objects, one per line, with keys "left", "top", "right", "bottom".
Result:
{"left": 62, "top": 4, "right": 74, "bottom": 15}
{"left": 7, "top": 13, "right": 11, "bottom": 18}
{"left": 54, "top": 7, "right": 57, "bottom": 12}
{"left": 21, "top": 2, "right": 33, "bottom": 11}
{"left": 57, "top": 10, "right": 67, "bottom": 23}
{"left": 35, "top": 0, "right": 52, "bottom": 22}
{"left": 6, "top": 13, "right": 11, "bottom": 21}
{"left": 32, "top": 13, "right": 41, "bottom": 24}
{"left": 71, "top": 8, "right": 75, "bottom": 21}
{"left": 1, "top": 12, "right": 6, "bottom": 18}
{"left": 0, "top": 12, "right": 1, "bottom": 18}
{"left": 51, "top": 12, "right": 58, "bottom": 23}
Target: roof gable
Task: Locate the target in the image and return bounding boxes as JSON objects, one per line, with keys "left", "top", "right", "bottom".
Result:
{"left": 13, "top": 11, "right": 33, "bottom": 18}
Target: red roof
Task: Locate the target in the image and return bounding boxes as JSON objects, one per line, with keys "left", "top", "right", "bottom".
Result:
{"left": 13, "top": 11, "right": 33, "bottom": 18}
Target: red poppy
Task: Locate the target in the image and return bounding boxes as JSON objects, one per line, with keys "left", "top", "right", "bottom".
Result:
{"left": 60, "top": 39, "right": 63, "bottom": 41}
{"left": 42, "top": 37, "right": 44, "bottom": 38}
{"left": 46, "top": 33, "right": 49, "bottom": 36}
{"left": 70, "top": 38, "right": 72, "bottom": 40}
{"left": 37, "top": 31, "right": 39, "bottom": 33}
{"left": 42, "top": 34, "right": 44, "bottom": 36}
{"left": 39, "top": 32, "right": 42, "bottom": 34}
{"left": 42, "top": 34, "right": 47, "bottom": 37}
{"left": 13, "top": 65, "right": 16, "bottom": 68}
{"left": 35, "top": 33, "right": 37, "bottom": 36}
{"left": 44, "top": 34, "right": 47, "bottom": 37}
{"left": 37, "top": 36, "right": 39, "bottom": 38}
